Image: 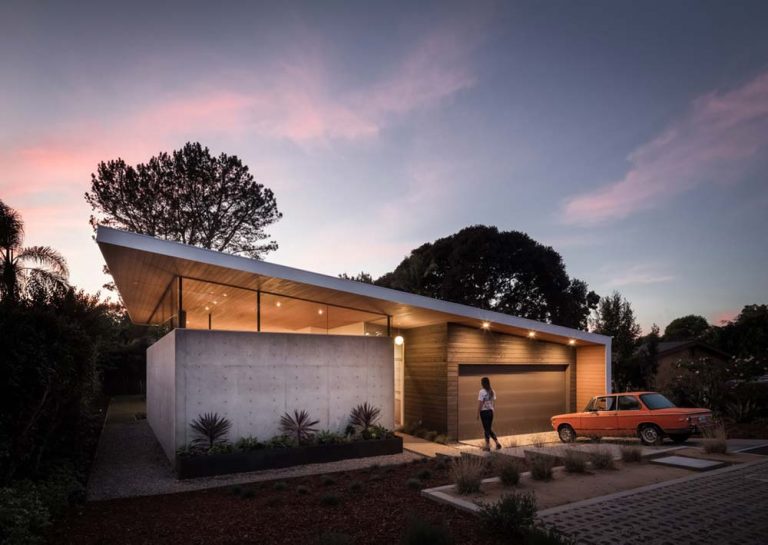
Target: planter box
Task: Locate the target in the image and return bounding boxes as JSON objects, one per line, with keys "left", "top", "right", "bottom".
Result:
{"left": 175, "top": 436, "right": 403, "bottom": 479}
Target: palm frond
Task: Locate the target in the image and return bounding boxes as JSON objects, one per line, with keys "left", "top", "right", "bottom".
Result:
{"left": 349, "top": 403, "right": 381, "bottom": 431}
{"left": 279, "top": 409, "right": 319, "bottom": 445}
{"left": 0, "top": 200, "right": 24, "bottom": 250}
{"left": 17, "top": 245, "right": 69, "bottom": 278}
{"left": 190, "top": 412, "right": 232, "bottom": 448}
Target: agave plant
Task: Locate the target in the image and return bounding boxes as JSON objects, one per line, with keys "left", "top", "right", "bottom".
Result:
{"left": 349, "top": 402, "right": 381, "bottom": 432}
{"left": 279, "top": 410, "right": 319, "bottom": 445}
{"left": 190, "top": 412, "right": 232, "bottom": 449}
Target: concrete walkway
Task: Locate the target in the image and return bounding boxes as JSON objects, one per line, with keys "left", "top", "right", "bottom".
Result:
{"left": 397, "top": 433, "right": 462, "bottom": 457}
{"left": 87, "top": 396, "right": 421, "bottom": 501}
{"left": 540, "top": 458, "right": 768, "bottom": 545}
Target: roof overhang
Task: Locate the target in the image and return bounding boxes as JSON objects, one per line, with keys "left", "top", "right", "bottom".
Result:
{"left": 95, "top": 226, "right": 610, "bottom": 347}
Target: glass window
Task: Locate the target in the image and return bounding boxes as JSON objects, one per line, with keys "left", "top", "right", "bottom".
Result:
{"left": 618, "top": 395, "right": 641, "bottom": 410}
{"left": 149, "top": 279, "right": 178, "bottom": 331}
{"left": 640, "top": 393, "right": 677, "bottom": 410}
{"left": 594, "top": 396, "right": 616, "bottom": 411}
{"left": 182, "top": 278, "right": 258, "bottom": 332}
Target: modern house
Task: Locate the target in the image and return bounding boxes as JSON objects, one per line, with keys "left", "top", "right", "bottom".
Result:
{"left": 653, "top": 340, "right": 730, "bottom": 391}
{"left": 96, "top": 227, "right": 611, "bottom": 463}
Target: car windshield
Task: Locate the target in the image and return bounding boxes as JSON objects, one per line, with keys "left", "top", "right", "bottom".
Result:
{"left": 640, "top": 393, "right": 677, "bottom": 410}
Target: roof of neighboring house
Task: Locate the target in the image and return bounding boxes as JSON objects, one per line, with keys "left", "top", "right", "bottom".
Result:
{"left": 95, "top": 226, "right": 610, "bottom": 347}
{"left": 656, "top": 340, "right": 730, "bottom": 359}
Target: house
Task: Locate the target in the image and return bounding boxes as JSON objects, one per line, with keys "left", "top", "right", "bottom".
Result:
{"left": 653, "top": 340, "right": 731, "bottom": 391}
{"left": 96, "top": 227, "right": 612, "bottom": 463}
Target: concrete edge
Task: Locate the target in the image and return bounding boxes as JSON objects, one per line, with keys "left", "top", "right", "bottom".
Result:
{"left": 537, "top": 458, "right": 768, "bottom": 518}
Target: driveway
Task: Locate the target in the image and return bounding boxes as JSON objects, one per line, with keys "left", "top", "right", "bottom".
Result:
{"left": 539, "top": 458, "right": 768, "bottom": 545}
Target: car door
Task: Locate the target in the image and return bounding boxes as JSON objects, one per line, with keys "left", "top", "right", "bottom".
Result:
{"left": 581, "top": 395, "right": 618, "bottom": 435}
{"left": 617, "top": 395, "right": 643, "bottom": 436}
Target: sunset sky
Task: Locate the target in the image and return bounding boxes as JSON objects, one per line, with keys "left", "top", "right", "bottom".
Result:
{"left": 2, "top": 0, "right": 767, "bottom": 331}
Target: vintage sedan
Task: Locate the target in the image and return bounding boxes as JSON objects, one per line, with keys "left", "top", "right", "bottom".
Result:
{"left": 550, "top": 392, "right": 713, "bottom": 445}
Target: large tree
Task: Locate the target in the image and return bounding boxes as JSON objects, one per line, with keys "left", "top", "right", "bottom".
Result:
{"left": 85, "top": 142, "right": 282, "bottom": 258}
{"left": 592, "top": 291, "right": 642, "bottom": 390}
{"left": 0, "top": 199, "right": 69, "bottom": 302}
{"left": 663, "top": 314, "right": 710, "bottom": 341}
{"left": 375, "top": 225, "right": 599, "bottom": 329}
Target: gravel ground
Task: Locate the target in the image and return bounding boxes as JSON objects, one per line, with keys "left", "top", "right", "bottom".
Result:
{"left": 87, "top": 406, "right": 422, "bottom": 501}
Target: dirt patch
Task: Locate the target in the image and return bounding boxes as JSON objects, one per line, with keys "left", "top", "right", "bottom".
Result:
{"left": 51, "top": 457, "right": 508, "bottom": 545}
{"left": 433, "top": 462, "right": 692, "bottom": 511}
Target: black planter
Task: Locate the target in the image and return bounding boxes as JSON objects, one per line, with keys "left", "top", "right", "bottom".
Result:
{"left": 175, "top": 436, "right": 403, "bottom": 479}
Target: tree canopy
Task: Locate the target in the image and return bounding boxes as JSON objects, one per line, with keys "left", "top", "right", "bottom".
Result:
{"left": 85, "top": 142, "right": 282, "bottom": 259}
{"left": 375, "top": 225, "right": 599, "bottom": 329}
{"left": 663, "top": 314, "right": 710, "bottom": 341}
{"left": 592, "top": 291, "right": 642, "bottom": 390}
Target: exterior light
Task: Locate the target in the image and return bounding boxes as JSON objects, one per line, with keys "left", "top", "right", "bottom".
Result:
{"left": 481, "top": 321, "right": 491, "bottom": 330}
{"left": 394, "top": 335, "right": 404, "bottom": 346}
{"left": 213, "top": 300, "right": 218, "bottom": 305}
{"left": 527, "top": 331, "right": 536, "bottom": 338}
{"left": 568, "top": 339, "right": 576, "bottom": 346}
{"left": 276, "top": 301, "right": 282, "bottom": 307}
{"left": 223, "top": 293, "right": 228, "bottom": 297}
{"left": 318, "top": 308, "right": 324, "bottom": 315}
{"left": 204, "top": 306, "right": 210, "bottom": 311}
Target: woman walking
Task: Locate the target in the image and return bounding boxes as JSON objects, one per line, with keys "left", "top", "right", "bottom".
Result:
{"left": 477, "top": 376, "right": 502, "bottom": 451}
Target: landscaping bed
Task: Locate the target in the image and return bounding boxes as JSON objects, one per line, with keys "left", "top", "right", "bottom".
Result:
{"left": 176, "top": 436, "right": 403, "bottom": 479}
{"left": 49, "top": 457, "right": 509, "bottom": 545}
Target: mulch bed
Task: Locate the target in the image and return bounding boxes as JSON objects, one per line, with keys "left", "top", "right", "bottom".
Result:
{"left": 725, "top": 419, "right": 768, "bottom": 439}
{"left": 50, "top": 457, "right": 519, "bottom": 545}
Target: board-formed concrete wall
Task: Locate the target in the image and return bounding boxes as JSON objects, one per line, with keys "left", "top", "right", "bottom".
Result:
{"left": 146, "top": 330, "right": 177, "bottom": 461}
{"left": 147, "top": 329, "right": 394, "bottom": 461}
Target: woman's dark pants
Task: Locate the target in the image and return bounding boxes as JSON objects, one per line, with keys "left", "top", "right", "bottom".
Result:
{"left": 480, "top": 410, "right": 497, "bottom": 442}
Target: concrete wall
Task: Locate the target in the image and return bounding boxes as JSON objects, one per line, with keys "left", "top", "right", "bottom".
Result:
{"left": 147, "top": 329, "right": 394, "bottom": 461}
{"left": 146, "top": 330, "right": 177, "bottom": 461}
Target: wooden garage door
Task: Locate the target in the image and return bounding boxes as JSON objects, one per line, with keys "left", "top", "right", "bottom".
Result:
{"left": 458, "top": 364, "right": 567, "bottom": 440}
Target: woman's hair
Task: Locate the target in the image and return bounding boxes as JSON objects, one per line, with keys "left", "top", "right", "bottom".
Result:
{"left": 481, "top": 377, "right": 495, "bottom": 399}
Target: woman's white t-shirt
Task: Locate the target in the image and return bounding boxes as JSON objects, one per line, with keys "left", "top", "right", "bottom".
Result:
{"left": 478, "top": 388, "right": 496, "bottom": 411}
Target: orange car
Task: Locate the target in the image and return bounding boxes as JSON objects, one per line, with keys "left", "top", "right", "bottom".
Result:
{"left": 550, "top": 392, "right": 713, "bottom": 445}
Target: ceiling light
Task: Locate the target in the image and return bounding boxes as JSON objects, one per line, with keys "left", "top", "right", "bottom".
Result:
{"left": 223, "top": 293, "right": 228, "bottom": 297}
{"left": 568, "top": 339, "right": 576, "bottom": 346}
{"left": 394, "top": 335, "right": 404, "bottom": 346}
{"left": 204, "top": 306, "right": 210, "bottom": 311}
{"left": 481, "top": 321, "right": 491, "bottom": 330}
{"left": 276, "top": 301, "right": 282, "bottom": 307}
{"left": 213, "top": 300, "right": 218, "bottom": 304}
{"left": 318, "top": 308, "right": 324, "bottom": 315}
{"left": 527, "top": 331, "right": 536, "bottom": 338}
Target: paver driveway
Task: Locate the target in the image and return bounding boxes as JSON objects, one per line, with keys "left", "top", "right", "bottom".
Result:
{"left": 539, "top": 459, "right": 768, "bottom": 545}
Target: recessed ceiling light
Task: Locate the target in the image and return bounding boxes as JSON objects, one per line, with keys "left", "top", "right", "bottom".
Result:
{"left": 481, "top": 321, "right": 491, "bottom": 330}
{"left": 223, "top": 293, "right": 228, "bottom": 297}
{"left": 527, "top": 331, "right": 536, "bottom": 338}
{"left": 568, "top": 339, "right": 576, "bottom": 346}
{"left": 276, "top": 301, "right": 282, "bottom": 307}
{"left": 318, "top": 308, "right": 324, "bottom": 315}
{"left": 204, "top": 306, "right": 210, "bottom": 311}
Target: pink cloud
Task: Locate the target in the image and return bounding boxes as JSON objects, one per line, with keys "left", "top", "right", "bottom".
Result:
{"left": 562, "top": 70, "right": 768, "bottom": 225}
{"left": 606, "top": 264, "right": 677, "bottom": 287}
{"left": 710, "top": 308, "right": 739, "bottom": 325}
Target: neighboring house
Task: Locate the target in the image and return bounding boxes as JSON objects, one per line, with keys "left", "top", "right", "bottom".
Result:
{"left": 96, "top": 227, "right": 611, "bottom": 462}
{"left": 653, "top": 340, "right": 731, "bottom": 391}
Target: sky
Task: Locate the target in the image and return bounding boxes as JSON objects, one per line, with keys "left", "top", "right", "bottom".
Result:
{"left": 1, "top": 0, "right": 767, "bottom": 332}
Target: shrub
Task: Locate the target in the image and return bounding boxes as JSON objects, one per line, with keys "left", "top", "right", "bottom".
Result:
{"left": 406, "top": 478, "right": 422, "bottom": 490}
{"left": 318, "top": 532, "right": 354, "bottom": 545}
{"left": 450, "top": 455, "right": 486, "bottom": 494}
{"left": 190, "top": 412, "right": 232, "bottom": 448}
{"left": 280, "top": 410, "right": 319, "bottom": 445}
{"left": 417, "top": 469, "right": 432, "bottom": 480}
{"left": 434, "top": 434, "right": 449, "bottom": 445}
{"left": 320, "top": 493, "right": 340, "bottom": 507}
{"left": 365, "top": 424, "right": 394, "bottom": 441}
{"left": 491, "top": 454, "right": 521, "bottom": 486}
{"left": 530, "top": 455, "right": 554, "bottom": 481}
{"left": 400, "top": 516, "right": 454, "bottom": 545}
{"left": 703, "top": 425, "right": 728, "bottom": 454}
{"left": 424, "top": 430, "right": 438, "bottom": 442}
{"left": 235, "top": 435, "right": 264, "bottom": 451}
{"left": 525, "top": 525, "right": 576, "bottom": 545}
{"left": 296, "top": 485, "right": 310, "bottom": 495}
{"left": 316, "top": 430, "right": 346, "bottom": 445}
{"left": 349, "top": 481, "right": 363, "bottom": 493}
{"left": 321, "top": 475, "right": 336, "bottom": 486}
{"left": 589, "top": 448, "right": 615, "bottom": 470}
{"left": 562, "top": 450, "right": 587, "bottom": 473}
{"left": 273, "top": 481, "right": 287, "bottom": 491}
{"left": 349, "top": 403, "right": 381, "bottom": 434}
{"left": 620, "top": 445, "right": 643, "bottom": 463}
{"left": 266, "top": 435, "right": 295, "bottom": 449}
{"left": 207, "top": 443, "right": 234, "bottom": 455}
{"left": 531, "top": 435, "right": 545, "bottom": 449}
{"left": 478, "top": 492, "right": 537, "bottom": 539}
{"left": 435, "top": 459, "right": 447, "bottom": 471}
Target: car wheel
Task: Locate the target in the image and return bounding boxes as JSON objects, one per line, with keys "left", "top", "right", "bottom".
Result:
{"left": 669, "top": 433, "right": 690, "bottom": 444}
{"left": 558, "top": 425, "right": 576, "bottom": 443}
{"left": 639, "top": 424, "right": 663, "bottom": 446}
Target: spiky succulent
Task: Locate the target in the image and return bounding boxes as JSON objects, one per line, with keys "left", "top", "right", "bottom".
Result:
{"left": 190, "top": 412, "right": 232, "bottom": 449}
{"left": 279, "top": 409, "right": 319, "bottom": 445}
{"left": 349, "top": 403, "right": 381, "bottom": 432}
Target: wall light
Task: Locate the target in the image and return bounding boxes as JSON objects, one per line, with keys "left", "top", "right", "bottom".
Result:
{"left": 317, "top": 308, "right": 324, "bottom": 315}
{"left": 568, "top": 339, "right": 576, "bottom": 346}
{"left": 481, "top": 321, "right": 491, "bottom": 330}
{"left": 204, "top": 306, "right": 210, "bottom": 311}
{"left": 527, "top": 331, "right": 536, "bottom": 338}
{"left": 275, "top": 301, "right": 282, "bottom": 308}
{"left": 394, "top": 335, "right": 404, "bottom": 346}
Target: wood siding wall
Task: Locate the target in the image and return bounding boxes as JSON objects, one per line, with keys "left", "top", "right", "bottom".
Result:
{"left": 575, "top": 345, "right": 607, "bottom": 410}
{"left": 402, "top": 324, "right": 448, "bottom": 432}
{"left": 445, "top": 324, "right": 577, "bottom": 439}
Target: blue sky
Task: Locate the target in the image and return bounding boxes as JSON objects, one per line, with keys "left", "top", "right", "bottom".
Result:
{"left": 1, "top": 0, "right": 767, "bottom": 330}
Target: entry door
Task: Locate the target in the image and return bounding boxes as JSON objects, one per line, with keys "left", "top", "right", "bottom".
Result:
{"left": 394, "top": 343, "right": 404, "bottom": 427}
{"left": 458, "top": 364, "right": 567, "bottom": 440}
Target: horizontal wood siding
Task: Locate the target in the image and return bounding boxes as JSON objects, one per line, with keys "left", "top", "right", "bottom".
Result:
{"left": 446, "top": 324, "right": 576, "bottom": 439}
{"left": 576, "top": 345, "right": 606, "bottom": 410}
{"left": 403, "top": 324, "right": 448, "bottom": 433}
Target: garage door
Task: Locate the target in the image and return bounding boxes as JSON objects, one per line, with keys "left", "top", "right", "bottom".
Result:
{"left": 458, "top": 364, "right": 567, "bottom": 440}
